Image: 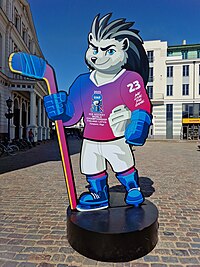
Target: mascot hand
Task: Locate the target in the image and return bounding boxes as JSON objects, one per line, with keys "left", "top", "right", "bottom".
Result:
{"left": 125, "top": 110, "right": 152, "bottom": 146}
{"left": 44, "top": 91, "right": 74, "bottom": 122}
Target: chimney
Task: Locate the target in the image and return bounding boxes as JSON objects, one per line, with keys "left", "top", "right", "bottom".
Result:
{"left": 182, "top": 40, "right": 187, "bottom": 45}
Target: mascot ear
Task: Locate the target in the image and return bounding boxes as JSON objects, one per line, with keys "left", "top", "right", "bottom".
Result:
{"left": 88, "top": 33, "right": 94, "bottom": 43}
{"left": 121, "top": 38, "right": 129, "bottom": 51}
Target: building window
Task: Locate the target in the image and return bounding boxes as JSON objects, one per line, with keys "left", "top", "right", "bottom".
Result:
{"left": 182, "top": 103, "right": 200, "bottom": 118}
{"left": 197, "top": 50, "right": 200, "bottom": 59}
{"left": 166, "top": 104, "right": 173, "bottom": 139}
{"left": 182, "top": 84, "right": 189, "bottom": 96}
{"left": 183, "top": 65, "right": 189, "bottom": 76}
{"left": 22, "top": 23, "right": 26, "bottom": 43}
{"left": 182, "top": 50, "right": 188, "bottom": 59}
{"left": 147, "top": 86, "right": 153, "bottom": 99}
{"left": 167, "top": 51, "right": 173, "bottom": 57}
{"left": 14, "top": 8, "right": 21, "bottom": 32}
{"left": 147, "top": 51, "right": 154, "bottom": 63}
{"left": 167, "top": 66, "right": 173, "bottom": 77}
{"left": 148, "top": 67, "right": 153, "bottom": 82}
{"left": 167, "top": 85, "right": 173, "bottom": 96}
{"left": 166, "top": 104, "right": 173, "bottom": 120}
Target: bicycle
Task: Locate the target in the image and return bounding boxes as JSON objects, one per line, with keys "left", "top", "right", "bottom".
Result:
{"left": 0, "top": 141, "right": 19, "bottom": 156}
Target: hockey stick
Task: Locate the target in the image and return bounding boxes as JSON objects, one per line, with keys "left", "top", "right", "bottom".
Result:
{"left": 9, "top": 52, "right": 77, "bottom": 210}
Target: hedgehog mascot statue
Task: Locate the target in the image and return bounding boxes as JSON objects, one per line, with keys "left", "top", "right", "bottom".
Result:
{"left": 44, "top": 13, "right": 152, "bottom": 211}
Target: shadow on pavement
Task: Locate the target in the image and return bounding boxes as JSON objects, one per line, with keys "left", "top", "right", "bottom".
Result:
{"left": 0, "top": 138, "right": 82, "bottom": 175}
{"left": 110, "top": 177, "right": 155, "bottom": 198}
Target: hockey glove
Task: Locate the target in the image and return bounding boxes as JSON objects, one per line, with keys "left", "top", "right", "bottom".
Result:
{"left": 125, "top": 109, "right": 152, "bottom": 146}
{"left": 44, "top": 91, "right": 74, "bottom": 122}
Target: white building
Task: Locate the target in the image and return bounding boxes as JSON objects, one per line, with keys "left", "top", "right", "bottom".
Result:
{"left": 144, "top": 40, "right": 200, "bottom": 140}
{"left": 0, "top": 0, "right": 50, "bottom": 141}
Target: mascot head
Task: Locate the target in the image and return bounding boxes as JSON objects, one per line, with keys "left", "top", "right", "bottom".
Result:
{"left": 85, "top": 13, "right": 149, "bottom": 85}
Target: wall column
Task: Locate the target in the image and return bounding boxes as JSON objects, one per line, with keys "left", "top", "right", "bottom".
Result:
{"left": 42, "top": 104, "right": 47, "bottom": 140}
{"left": 27, "top": 91, "right": 38, "bottom": 142}
{"left": 37, "top": 98, "right": 43, "bottom": 141}
{"left": 19, "top": 98, "right": 23, "bottom": 139}
{"left": 46, "top": 116, "right": 50, "bottom": 139}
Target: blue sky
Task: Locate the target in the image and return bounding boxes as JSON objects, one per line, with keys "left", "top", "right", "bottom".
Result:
{"left": 28, "top": 0, "right": 200, "bottom": 90}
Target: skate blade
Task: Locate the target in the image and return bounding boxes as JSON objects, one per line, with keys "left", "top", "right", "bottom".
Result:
{"left": 76, "top": 204, "right": 109, "bottom": 212}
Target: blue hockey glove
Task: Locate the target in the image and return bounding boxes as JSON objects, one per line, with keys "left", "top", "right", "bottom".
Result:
{"left": 44, "top": 91, "right": 74, "bottom": 122}
{"left": 125, "top": 109, "right": 152, "bottom": 146}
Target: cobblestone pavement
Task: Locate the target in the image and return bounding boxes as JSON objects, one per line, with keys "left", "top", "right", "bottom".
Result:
{"left": 0, "top": 138, "right": 200, "bottom": 267}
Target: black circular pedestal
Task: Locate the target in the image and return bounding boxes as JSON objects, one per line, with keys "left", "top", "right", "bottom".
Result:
{"left": 67, "top": 192, "right": 159, "bottom": 262}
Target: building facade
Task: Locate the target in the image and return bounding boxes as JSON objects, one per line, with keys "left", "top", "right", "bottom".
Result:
{"left": 0, "top": 0, "right": 50, "bottom": 141}
{"left": 144, "top": 40, "right": 200, "bottom": 140}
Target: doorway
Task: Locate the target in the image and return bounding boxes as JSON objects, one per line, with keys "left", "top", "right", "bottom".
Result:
{"left": 182, "top": 124, "right": 200, "bottom": 140}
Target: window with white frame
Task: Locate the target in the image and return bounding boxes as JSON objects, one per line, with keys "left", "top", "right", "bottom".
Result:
{"left": 148, "top": 67, "right": 153, "bottom": 82}
{"left": 183, "top": 65, "right": 189, "bottom": 76}
{"left": 182, "top": 84, "right": 189, "bottom": 96}
{"left": 147, "top": 86, "right": 153, "bottom": 99}
{"left": 167, "top": 66, "right": 173, "bottom": 77}
{"left": 14, "top": 8, "right": 21, "bottom": 32}
{"left": 147, "top": 51, "right": 154, "bottom": 63}
{"left": 167, "top": 85, "right": 173, "bottom": 96}
{"left": 182, "top": 50, "right": 188, "bottom": 59}
{"left": 22, "top": 23, "right": 26, "bottom": 42}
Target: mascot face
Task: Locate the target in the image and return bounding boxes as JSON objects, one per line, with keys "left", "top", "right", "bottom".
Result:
{"left": 85, "top": 33, "right": 129, "bottom": 74}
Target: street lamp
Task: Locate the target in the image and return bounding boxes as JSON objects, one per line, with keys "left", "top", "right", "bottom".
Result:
{"left": 5, "top": 97, "right": 14, "bottom": 141}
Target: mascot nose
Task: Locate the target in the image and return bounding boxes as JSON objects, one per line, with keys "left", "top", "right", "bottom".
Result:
{"left": 91, "top": 57, "right": 97, "bottom": 63}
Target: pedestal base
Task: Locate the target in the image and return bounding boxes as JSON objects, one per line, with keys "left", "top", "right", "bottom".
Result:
{"left": 67, "top": 192, "right": 159, "bottom": 262}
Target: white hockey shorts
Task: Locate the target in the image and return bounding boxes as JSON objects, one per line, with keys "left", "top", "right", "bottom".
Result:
{"left": 81, "top": 138, "right": 134, "bottom": 175}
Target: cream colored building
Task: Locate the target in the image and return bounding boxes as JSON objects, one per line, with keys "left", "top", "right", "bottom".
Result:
{"left": 0, "top": 0, "right": 50, "bottom": 141}
{"left": 144, "top": 40, "right": 200, "bottom": 140}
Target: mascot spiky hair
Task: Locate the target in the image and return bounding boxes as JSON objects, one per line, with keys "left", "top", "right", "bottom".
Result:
{"left": 86, "top": 13, "right": 149, "bottom": 85}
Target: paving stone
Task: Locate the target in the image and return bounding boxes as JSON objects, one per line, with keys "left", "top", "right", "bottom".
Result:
{"left": 188, "top": 249, "right": 200, "bottom": 255}
{"left": 51, "top": 253, "right": 66, "bottom": 262}
{"left": 175, "top": 242, "right": 190, "bottom": 248}
{"left": 179, "top": 257, "right": 199, "bottom": 264}
{"left": 153, "top": 249, "right": 171, "bottom": 255}
{"left": 37, "top": 263, "right": 56, "bottom": 267}
{"left": 171, "top": 249, "right": 189, "bottom": 256}
{"left": 161, "top": 256, "right": 179, "bottom": 263}
{"left": 144, "top": 255, "right": 160, "bottom": 262}
{"left": 151, "top": 264, "right": 167, "bottom": 267}
{"left": 14, "top": 253, "right": 30, "bottom": 260}
{"left": 0, "top": 251, "right": 16, "bottom": 260}
{"left": 23, "top": 246, "right": 45, "bottom": 252}
{"left": 18, "top": 263, "right": 38, "bottom": 267}
{"left": 2, "top": 261, "right": 19, "bottom": 267}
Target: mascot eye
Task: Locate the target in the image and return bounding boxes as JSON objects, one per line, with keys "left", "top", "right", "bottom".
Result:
{"left": 106, "top": 49, "right": 116, "bottom": 55}
{"left": 93, "top": 49, "right": 98, "bottom": 55}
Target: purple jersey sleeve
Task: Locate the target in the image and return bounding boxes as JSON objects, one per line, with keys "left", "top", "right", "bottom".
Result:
{"left": 120, "top": 71, "right": 151, "bottom": 113}
{"left": 63, "top": 75, "right": 83, "bottom": 126}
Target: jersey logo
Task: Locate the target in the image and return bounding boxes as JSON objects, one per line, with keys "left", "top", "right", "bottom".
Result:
{"left": 127, "top": 80, "right": 141, "bottom": 93}
{"left": 91, "top": 93, "right": 103, "bottom": 113}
